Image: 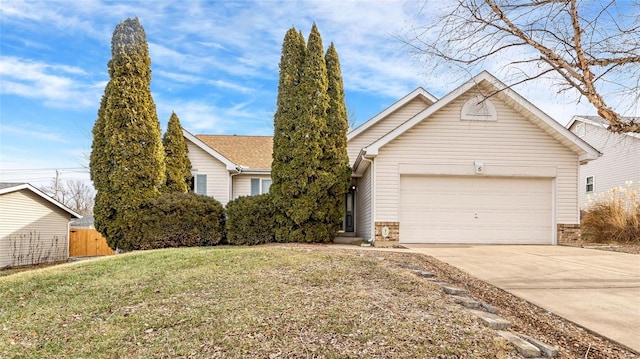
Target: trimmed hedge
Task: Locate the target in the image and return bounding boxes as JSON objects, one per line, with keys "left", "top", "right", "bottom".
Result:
{"left": 134, "top": 192, "right": 225, "bottom": 249}
{"left": 226, "top": 194, "right": 276, "bottom": 245}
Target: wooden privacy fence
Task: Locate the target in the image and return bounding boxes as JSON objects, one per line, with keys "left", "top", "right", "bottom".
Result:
{"left": 69, "top": 228, "right": 115, "bottom": 257}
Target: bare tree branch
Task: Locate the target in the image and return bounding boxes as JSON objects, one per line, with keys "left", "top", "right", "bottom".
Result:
{"left": 403, "top": 0, "right": 640, "bottom": 133}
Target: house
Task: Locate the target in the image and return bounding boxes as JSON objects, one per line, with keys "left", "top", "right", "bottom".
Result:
{"left": 185, "top": 71, "right": 600, "bottom": 245}
{"left": 182, "top": 131, "right": 273, "bottom": 205}
{"left": 567, "top": 115, "right": 640, "bottom": 209}
{"left": 0, "top": 182, "right": 80, "bottom": 268}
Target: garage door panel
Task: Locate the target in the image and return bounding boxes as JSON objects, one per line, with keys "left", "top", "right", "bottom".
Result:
{"left": 399, "top": 176, "right": 552, "bottom": 244}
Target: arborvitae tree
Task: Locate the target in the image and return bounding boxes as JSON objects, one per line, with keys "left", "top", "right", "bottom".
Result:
{"left": 271, "top": 24, "right": 337, "bottom": 243}
{"left": 323, "top": 43, "right": 351, "bottom": 236}
{"left": 90, "top": 91, "right": 115, "bottom": 242}
{"left": 163, "top": 112, "right": 191, "bottom": 193}
{"left": 90, "top": 17, "right": 165, "bottom": 250}
{"left": 271, "top": 27, "right": 306, "bottom": 242}
{"left": 289, "top": 23, "right": 331, "bottom": 242}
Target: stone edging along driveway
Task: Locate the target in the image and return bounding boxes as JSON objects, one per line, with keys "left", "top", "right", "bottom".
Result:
{"left": 403, "top": 244, "right": 640, "bottom": 354}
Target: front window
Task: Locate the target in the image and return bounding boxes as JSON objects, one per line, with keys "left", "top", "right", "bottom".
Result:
{"left": 586, "top": 176, "right": 594, "bottom": 193}
{"left": 251, "top": 178, "right": 271, "bottom": 196}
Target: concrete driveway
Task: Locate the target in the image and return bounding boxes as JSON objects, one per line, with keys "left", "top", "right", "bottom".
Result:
{"left": 404, "top": 245, "right": 640, "bottom": 353}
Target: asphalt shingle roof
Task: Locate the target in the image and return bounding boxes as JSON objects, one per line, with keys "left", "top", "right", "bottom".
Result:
{"left": 195, "top": 135, "right": 273, "bottom": 170}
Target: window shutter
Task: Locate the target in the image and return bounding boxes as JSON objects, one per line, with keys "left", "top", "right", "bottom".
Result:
{"left": 251, "top": 178, "right": 260, "bottom": 196}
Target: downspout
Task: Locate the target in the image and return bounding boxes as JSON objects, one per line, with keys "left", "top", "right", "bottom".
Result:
{"left": 229, "top": 166, "right": 243, "bottom": 203}
{"left": 361, "top": 155, "right": 375, "bottom": 244}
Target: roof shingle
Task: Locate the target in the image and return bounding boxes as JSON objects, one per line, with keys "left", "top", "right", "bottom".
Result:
{"left": 195, "top": 135, "right": 273, "bottom": 170}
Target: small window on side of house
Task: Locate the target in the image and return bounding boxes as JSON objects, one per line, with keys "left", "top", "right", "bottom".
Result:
{"left": 586, "top": 176, "right": 594, "bottom": 193}
{"left": 251, "top": 178, "right": 272, "bottom": 196}
{"left": 262, "top": 179, "right": 272, "bottom": 194}
{"left": 196, "top": 174, "right": 207, "bottom": 195}
{"left": 251, "top": 178, "right": 260, "bottom": 196}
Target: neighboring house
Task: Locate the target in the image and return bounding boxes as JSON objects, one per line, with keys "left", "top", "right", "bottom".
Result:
{"left": 567, "top": 115, "right": 640, "bottom": 209}
{"left": 185, "top": 71, "right": 600, "bottom": 245}
{"left": 183, "top": 131, "right": 273, "bottom": 206}
{"left": 0, "top": 182, "right": 80, "bottom": 268}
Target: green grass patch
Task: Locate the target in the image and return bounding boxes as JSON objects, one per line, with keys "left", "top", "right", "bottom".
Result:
{"left": 1, "top": 246, "right": 508, "bottom": 358}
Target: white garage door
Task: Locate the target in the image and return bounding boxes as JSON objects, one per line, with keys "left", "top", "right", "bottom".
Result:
{"left": 400, "top": 176, "right": 552, "bottom": 244}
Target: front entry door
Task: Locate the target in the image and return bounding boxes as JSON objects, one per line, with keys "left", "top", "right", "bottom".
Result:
{"left": 345, "top": 188, "right": 355, "bottom": 232}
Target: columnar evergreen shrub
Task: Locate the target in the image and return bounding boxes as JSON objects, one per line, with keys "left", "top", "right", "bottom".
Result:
{"left": 226, "top": 194, "right": 276, "bottom": 245}
{"left": 271, "top": 28, "right": 306, "bottom": 242}
{"left": 163, "top": 112, "right": 192, "bottom": 193}
{"left": 324, "top": 43, "right": 352, "bottom": 235}
{"left": 271, "top": 25, "right": 349, "bottom": 243}
{"left": 90, "top": 18, "right": 165, "bottom": 251}
{"left": 136, "top": 192, "right": 225, "bottom": 249}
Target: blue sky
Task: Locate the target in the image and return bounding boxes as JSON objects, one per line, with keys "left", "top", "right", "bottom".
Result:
{"left": 0, "top": 0, "right": 602, "bottom": 188}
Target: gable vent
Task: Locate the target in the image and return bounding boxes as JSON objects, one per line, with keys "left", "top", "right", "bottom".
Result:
{"left": 461, "top": 95, "right": 497, "bottom": 121}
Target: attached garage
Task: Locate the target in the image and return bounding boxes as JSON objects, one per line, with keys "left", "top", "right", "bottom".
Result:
{"left": 349, "top": 71, "right": 600, "bottom": 245}
{"left": 399, "top": 175, "right": 553, "bottom": 244}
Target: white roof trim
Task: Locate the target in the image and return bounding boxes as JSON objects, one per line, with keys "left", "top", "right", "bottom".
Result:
{"left": 0, "top": 183, "right": 81, "bottom": 218}
{"left": 182, "top": 129, "right": 238, "bottom": 171}
{"left": 568, "top": 115, "right": 640, "bottom": 140}
{"left": 364, "top": 71, "right": 600, "bottom": 162}
{"left": 347, "top": 87, "right": 437, "bottom": 141}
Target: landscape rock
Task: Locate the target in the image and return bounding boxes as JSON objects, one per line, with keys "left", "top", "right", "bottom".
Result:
{"left": 497, "top": 331, "right": 542, "bottom": 358}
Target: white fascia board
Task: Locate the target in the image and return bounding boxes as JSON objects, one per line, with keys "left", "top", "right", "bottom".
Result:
{"left": 0, "top": 183, "right": 81, "bottom": 218}
{"left": 182, "top": 129, "right": 238, "bottom": 171}
{"left": 235, "top": 169, "right": 271, "bottom": 175}
{"left": 347, "top": 87, "right": 437, "bottom": 141}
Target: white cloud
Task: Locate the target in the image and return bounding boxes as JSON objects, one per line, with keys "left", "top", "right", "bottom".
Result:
{"left": 0, "top": 56, "right": 102, "bottom": 108}
{"left": 0, "top": 123, "right": 67, "bottom": 143}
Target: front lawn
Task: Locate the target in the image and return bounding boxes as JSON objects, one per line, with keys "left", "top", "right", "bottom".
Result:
{"left": 0, "top": 246, "right": 510, "bottom": 358}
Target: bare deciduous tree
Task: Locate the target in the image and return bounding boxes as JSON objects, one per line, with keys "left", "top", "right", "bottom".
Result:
{"left": 405, "top": 0, "right": 640, "bottom": 133}
{"left": 40, "top": 179, "right": 95, "bottom": 215}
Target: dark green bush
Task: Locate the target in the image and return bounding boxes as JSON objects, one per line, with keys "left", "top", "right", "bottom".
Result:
{"left": 134, "top": 192, "right": 225, "bottom": 249}
{"left": 226, "top": 194, "right": 276, "bottom": 245}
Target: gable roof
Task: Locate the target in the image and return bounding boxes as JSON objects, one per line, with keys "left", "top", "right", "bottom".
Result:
{"left": 195, "top": 135, "right": 273, "bottom": 170}
{"left": 183, "top": 129, "right": 238, "bottom": 171}
{"left": 356, "top": 71, "right": 600, "bottom": 170}
{"left": 347, "top": 87, "right": 437, "bottom": 141}
{"left": 567, "top": 115, "right": 640, "bottom": 140}
{"left": 0, "top": 182, "right": 81, "bottom": 218}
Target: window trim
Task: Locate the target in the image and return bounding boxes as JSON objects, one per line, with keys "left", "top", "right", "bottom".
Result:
{"left": 586, "top": 175, "right": 595, "bottom": 193}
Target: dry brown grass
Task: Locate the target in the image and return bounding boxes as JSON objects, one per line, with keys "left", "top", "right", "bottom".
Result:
{"left": 581, "top": 182, "right": 640, "bottom": 243}
{"left": 0, "top": 246, "right": 515, "bottom": 358}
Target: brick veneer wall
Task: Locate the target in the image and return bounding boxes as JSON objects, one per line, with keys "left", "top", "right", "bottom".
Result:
{"left": 557, "top": 224, "right": 581, "bottom": 243}
{"left": 375, "top": 221, "right": 399, "bottom": 242}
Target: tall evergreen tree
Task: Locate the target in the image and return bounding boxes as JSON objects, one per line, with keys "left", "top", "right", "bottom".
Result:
{"left": 272, "top": 24, "right": 341, "bottom": 243}
{"left": 90, "top": 17, "right": 165, "bottom": 250}
{"left": 163, "top": 112, "right": 191, "bottom": 193}
{"left": 323, "top": 43, "right": 351, "bottom": 236}
{"left": 271, "top": 27, "right": 306, "bottom": 242}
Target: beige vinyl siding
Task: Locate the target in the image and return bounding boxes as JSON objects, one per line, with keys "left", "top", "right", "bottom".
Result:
{"left": 0, "top": 190, "right": 70, "bottom": 268}
{"left": 186, "top": 139, "right": 230, "bottom": 205}
{"left": 348, "top": 97, "right": 430, "bottom": 163}
{"left": 571, "top": 123, "right": 640, "bottom": 208}
{"left": 232, "top": 174, "right": 272, "bottom": 199}
{"left": 375, "top": 90, "right": 579, "bottom": 225}
{"left": 355, "top": 164, "right": 372, "bottom": 241}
